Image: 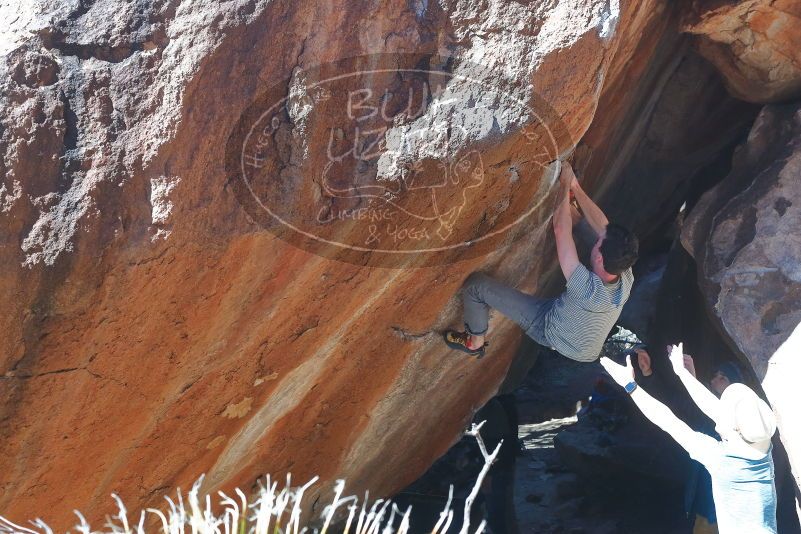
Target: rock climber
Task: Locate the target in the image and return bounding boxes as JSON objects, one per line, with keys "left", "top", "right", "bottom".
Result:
{"left": 601, "top": 344, "right": 778, "bottom": 534}
{"left": 443, "top": 161, "right": 639, "bottom": 361}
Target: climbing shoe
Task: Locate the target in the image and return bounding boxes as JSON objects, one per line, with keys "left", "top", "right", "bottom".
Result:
{"left": 443, "top": 330, "right": 486, "bottom": 358}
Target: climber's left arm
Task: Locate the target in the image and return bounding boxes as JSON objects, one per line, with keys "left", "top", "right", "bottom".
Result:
{"left": 554, "top": 169, "right": 580, "bottom": 281}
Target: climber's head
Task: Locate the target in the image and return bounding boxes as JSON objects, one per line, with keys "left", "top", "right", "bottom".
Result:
{"left": 715, "top": 383, "right": 776, "bottom": 449}
{"left": 590, "top": 223, "right": 639, "bottom": 277}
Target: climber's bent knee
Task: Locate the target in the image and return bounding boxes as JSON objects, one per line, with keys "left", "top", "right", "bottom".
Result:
{"left": 463, "top": 272, "right": 491, "bottom": 298}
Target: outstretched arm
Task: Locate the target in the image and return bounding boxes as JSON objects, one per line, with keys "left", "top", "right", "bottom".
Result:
{"left": 566, "top": 164, "right": 609, "bottom": 237}
{"left": 601, "top": 356, "right": 719, "bottom": 459}
{"left": 668, "top": 344, "right": 722, "bottom": 423}
{"left": 553, "top": 165, "right": 580, "bottom": 281}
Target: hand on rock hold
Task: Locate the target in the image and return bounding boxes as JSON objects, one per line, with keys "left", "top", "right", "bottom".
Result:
{"left": 559, "top": 161, "right": 576, "bottom": 190}
{"left": 600, "top": 355, "right": 634, "bottom": 387}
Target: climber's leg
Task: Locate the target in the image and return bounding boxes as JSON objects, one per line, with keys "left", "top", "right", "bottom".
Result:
{"left": 458, "top": 272, "right": 552, "bottom": 348}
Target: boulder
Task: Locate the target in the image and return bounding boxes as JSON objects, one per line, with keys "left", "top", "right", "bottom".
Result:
{"left": 682, "top": 103, "right": 801, "bottom": 377}
{"left": 0, "top": 0, "right": 677, "bottom": 527}
{"left": 681, "top": 0, "right": 801, "bottom": 103}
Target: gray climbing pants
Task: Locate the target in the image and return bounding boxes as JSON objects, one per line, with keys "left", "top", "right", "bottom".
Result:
{"left": 461, "top": 272, "right": 553, "bottom": 347}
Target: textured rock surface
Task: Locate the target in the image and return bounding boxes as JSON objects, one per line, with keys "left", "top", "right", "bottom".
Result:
{"left": 682, "top": 103, "right": 801, "bottom": 377}
{"left": 682, "top": 0, "right": 801, "bottom": 103}
{"left": 682, "top": 102, "right": 801, "bottom": 497}
{"left": 4, "top": 0, "right": 799, "bottom": 527}
{"left": 576, "top": 19, "right": 760, "bottom": 250}
{"left": 0, "top": 0, "right": 679, "bottom": 527}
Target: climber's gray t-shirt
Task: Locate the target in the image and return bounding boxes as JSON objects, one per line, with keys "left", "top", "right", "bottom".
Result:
{"left": 543, "top": 264, "right": 633, "bottom": 362}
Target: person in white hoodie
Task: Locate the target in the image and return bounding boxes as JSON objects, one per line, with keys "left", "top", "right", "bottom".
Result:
{"left": 601, "top": 344, "right": 778, "bottom": 534}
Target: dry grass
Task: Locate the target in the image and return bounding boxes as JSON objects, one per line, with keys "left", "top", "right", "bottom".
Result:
{"left": 0, "top": 423, "right": 500, "bottom": 534}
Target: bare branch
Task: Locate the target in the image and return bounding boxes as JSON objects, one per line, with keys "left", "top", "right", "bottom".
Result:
{"left": 460, "top": 421, "right": 502, "bottom": 534}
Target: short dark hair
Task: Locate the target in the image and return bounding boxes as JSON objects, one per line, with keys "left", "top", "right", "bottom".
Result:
{"left": 600, "top": 223, "right": 639, "bottom": 275}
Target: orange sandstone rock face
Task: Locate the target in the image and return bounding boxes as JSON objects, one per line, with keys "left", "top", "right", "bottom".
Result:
{"left": 682, "top": 0, "right": 801, "bottom": 103}
{"left": 1, "top": 0, "right": 670, "bottom": 528}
